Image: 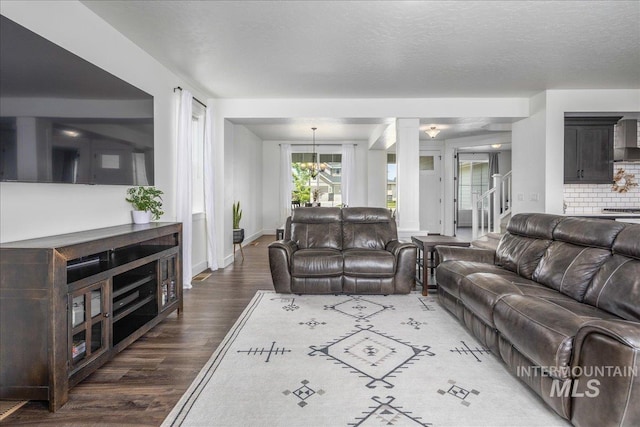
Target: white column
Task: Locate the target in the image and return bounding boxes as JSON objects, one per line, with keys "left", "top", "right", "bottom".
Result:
{"left": 396, "top": 118, "right": 423, "bottom": 238}
{"left": 492, "top": 174, "right": 502, "bottom": 233}
{"left": 367, "top": 149, "right": 387, "bottom": 207}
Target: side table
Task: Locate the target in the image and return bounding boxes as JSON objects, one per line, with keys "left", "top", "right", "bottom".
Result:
{"left": 411, "top": 235, "right": 470, "bottom": 296}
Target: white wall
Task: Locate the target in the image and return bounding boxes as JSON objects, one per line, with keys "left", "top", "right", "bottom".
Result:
{"left": 0, "top": 2, "right": 209, "bottom": 276}
{"left": 232, "top": 124, "right": 264, "bottom": 243}
{"left": 511, "top": 92, "right": 547, "bottom": 215}
{"left": 261, "top": 140, "right": 282, "bottom": 232}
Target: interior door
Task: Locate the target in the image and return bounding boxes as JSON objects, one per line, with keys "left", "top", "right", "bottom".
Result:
{"left": 419, "top": 150, "right": 442, "bottom": 234}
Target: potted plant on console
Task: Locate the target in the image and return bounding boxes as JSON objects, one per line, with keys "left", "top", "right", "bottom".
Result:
{"left": 233, "top": 201, "right": 244, "bottom": 244}
{"left": 126, "top": 186, "right": 164, "bottom": 224}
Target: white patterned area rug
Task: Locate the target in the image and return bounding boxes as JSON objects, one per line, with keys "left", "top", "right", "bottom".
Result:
{"left": 163, "top": 290, "right": 568, "bottom": 427}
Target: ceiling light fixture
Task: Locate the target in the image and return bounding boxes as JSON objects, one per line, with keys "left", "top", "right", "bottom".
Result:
{"left": 491, "top": 144, "right": 502, "bottom": 149}
{"left": 300, "top": 127, "right": 327, "bottom": 178}
{"left": 425, "top": 126, "right": 440, "bottom": 138}
{"left": 62, "top": 129, "right": 80, "bottom": 137}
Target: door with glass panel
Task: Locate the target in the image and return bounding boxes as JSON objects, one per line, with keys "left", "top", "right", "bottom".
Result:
{"left": 419, "top": 151, "right": 443, "bottom": 234}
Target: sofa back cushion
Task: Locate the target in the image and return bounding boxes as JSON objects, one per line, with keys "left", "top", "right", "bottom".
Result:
{"left": 583, "top": 224, "right": 640, "bottom": 321}
{"left": 495, "top": 214, "right": 562, "bottom": 279}
{"left": 533, "top": 242, "right": 612, "bottom": 301}
{"left": 553, "top": 216, "right": 626, "bottom": 249}
{"left": 290, "top": 207, "right": 342, "bottom": 249}
{"left": 342, "top": 207, "right": 397, "bottom": 250}
{"left": 532, "top": 217, "right": 626, "bottom": 301}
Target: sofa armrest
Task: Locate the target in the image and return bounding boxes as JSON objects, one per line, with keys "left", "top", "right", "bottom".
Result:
{"left": 268, "top": 240, "right": 299, "bottom": 293}
{"left": 386, "top": 240, "right": 417, "bottom": 294}
{"left": 574, "top": 319, "right": 640, "bottom": 355}
{"left": 435, "top": 245, "right": 495, "bottom": 264}
{"left": 570, "top": 319, "right": 640, "bottom": 427}
{"left": 268, "top": 239, "right": 299, "bottom": 259}
{"left": 385, "top": 240, "right": 417, "bottom": 256}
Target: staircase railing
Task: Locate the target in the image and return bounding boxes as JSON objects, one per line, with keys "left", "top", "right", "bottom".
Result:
{"left": 471, "top": 172, "right": 512, "bottom": 240}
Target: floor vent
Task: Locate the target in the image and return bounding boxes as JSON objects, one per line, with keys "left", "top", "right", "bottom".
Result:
{"left": 0, "top": 400, "right": 28, "bottom": 421}
{"left": 193, "top": 271, "right": 212, "bottom": 281}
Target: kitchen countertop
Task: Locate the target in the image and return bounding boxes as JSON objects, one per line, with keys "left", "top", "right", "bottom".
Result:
{"left": 566, "top": 212, "right": 640, "bottom": 217}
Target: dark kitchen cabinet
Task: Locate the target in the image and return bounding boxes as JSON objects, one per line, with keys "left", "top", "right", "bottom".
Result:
{"left": 564, "top": 117, "right": 621, "bottom": 184}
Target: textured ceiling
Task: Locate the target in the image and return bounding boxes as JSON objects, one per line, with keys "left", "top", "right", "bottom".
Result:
{"left": 77, "top": 1, "right": 640, "bottom": 143}
{"left": 82, "top": 0, "right": 640, "bottom": 99}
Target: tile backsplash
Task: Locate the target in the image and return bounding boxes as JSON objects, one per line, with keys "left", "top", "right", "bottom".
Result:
{"left": 564, "top": 163, "right": 640, "bottom": 213}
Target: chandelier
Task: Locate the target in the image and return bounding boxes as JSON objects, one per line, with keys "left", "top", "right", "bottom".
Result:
{"left": 300, "top": 127, "right": 327, "bottom": 178}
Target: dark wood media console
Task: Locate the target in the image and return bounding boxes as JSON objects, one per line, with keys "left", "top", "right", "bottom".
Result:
{"left": 0, "top": 222, "right": 183, "bottom": 411}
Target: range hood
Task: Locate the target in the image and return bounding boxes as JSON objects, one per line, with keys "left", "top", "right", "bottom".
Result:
{"left": 614, "top": 119, "right": 640, "bottom": 162}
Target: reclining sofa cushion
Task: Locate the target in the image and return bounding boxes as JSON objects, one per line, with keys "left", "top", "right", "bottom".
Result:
{"left": 291, "top": 249, "right": 343, "bottom": 277}
{"left": 437, "top": 261, "right": 526, "bottom": 300}
{"left": 553, "top": 216, "right": 626, "bottom": 249}
{"left": 342, "top": 207, "right": 397, "bottom": 249}
{"left": 585, "top": 224, "right": 640, "bottom": 321}
{"left": 459, "top": 273, "right": 553, "bottom": 327}
{"left": 531, "top": 217, "right": 625, "bottom": 302}
{"left": 494, "top": 295, "right": 618, "bottom": 378}
{"left": 533, "top": 242, "right": 612, "bottom": 302}
{"left": 290, "top": 207, "right": 342, "bottom": 249}
{"left": 343, "top": 249, "right": 395, "bottom": 277}
{"left": 494, "top": 213, "right": 561, "bottom": 279}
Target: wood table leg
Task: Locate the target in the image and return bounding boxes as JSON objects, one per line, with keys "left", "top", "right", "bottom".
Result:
{"left": 421, "top": 248, "right": 429, "bottom": 296}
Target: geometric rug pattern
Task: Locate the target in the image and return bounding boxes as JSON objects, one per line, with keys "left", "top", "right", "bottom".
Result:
{"left": 163, "top": 290, "right": 568, "bottom": 426}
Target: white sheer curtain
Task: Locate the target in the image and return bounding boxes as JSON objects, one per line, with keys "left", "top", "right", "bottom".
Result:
{"left": 280, "top": 144, "right": 292, "bottom": 225}
{"left": 176, "top": 89, "right": 193, "bottom": 289}
{"left": 341, "top": 144, "right": 356, "bottom": 207}
{"left": 204, "top": 104, "right": 218, "bottom": 271}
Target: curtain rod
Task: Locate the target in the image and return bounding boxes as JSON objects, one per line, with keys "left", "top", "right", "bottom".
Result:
{"left": 173, "top": 86, "right": 207, "bottom": 109}
{"left": 279, "top": 143, "right": 358, "bottom": 146}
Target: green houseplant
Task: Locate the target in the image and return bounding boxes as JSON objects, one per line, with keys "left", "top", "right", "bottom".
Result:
{"left": 232, "top": 201, "right": 244, "bottom": 244}
{"left": 126, "top": 186, "right": 164, "bottom": 224}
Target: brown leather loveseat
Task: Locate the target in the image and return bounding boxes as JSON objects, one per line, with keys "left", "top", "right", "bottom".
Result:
{"left": 269, "top": 207, "right": 417, "bottom": 294}
{"left": 435, "top": 213, "right": 639, "bottom": 427}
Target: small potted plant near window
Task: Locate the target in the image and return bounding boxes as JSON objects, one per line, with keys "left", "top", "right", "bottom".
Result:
{"left": 233, "top": 201, "right": 244, "bottom": 244}
{"left": 126, "top": 186, "right": 164, "bottom": 224}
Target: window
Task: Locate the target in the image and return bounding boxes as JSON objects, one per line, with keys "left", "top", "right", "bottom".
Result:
{"left": 291, "top": 152, "right": 342, "bottom": 207}
{"left": 420, "top": 155, "right": 435, "bottom": 171}
{"left": 458, "top": 159, "right": 489, "bottom": 210}
{"left": 191, "top": 104, "right": 205, "bottom": 213}
{"left": 387, "top": 153, "right": 396, "bottom": 208}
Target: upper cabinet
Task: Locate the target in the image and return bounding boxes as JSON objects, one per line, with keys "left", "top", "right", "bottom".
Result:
{"left": 564, "top": 117, "right": 621, "bottom": 184}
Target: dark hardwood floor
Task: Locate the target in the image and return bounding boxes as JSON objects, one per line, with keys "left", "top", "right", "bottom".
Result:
{"left": 5, "top": 236, "right": 275, "bottom": 426}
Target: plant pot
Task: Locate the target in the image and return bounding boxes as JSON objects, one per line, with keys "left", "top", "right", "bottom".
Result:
{"left": 132, "top": 210, "right": 152, "bottom": 224}
{"left": 233, "top": 228, "right": 245, "bottom": 244}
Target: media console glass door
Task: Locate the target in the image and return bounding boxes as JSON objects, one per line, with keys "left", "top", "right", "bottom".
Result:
{"left": 68, "top": 280, "right": 109, "bottom": 374}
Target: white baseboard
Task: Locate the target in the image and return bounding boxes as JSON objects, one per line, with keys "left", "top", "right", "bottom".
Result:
{"left": 222, "top": 230, "right": 268, "bottom": 267}
{"left": 192, "top": 260, "right": 209, "bottom": 277}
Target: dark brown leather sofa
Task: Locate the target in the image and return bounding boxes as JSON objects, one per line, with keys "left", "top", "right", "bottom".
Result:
{"left": 435, "top": 213, "right": 640, "bottom": 427}
{"left": 268, "top": 207, "right": 417, "bottom": 294}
